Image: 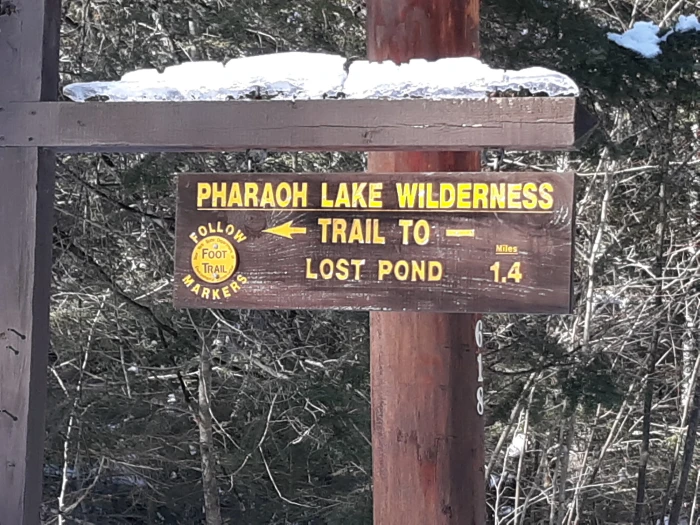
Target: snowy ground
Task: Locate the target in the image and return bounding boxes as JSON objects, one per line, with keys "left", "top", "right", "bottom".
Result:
{"left": 63, "top": 53, "right": 579, "bottom": 102}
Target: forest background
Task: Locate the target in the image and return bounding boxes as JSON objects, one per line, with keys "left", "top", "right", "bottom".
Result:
{"left": 44, "top": 0, "right": 699, "bottom": 523}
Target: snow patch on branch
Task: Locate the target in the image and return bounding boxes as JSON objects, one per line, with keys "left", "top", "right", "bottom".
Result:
{"left": 608, "top": 21, "right": 663, "bottom": 58}
{"left": 62, "top": 51, "right": 579, "bottom": 102}
{"left": 675, "top": 14, "right": 700, "bottom": 33}
{"left": 608, "top": 14, "right": 700, "bottom": 58}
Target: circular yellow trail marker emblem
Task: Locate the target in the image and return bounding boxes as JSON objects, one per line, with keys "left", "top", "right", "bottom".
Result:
{"left": 191, "top": 235, "right": 238, "bottom": 284}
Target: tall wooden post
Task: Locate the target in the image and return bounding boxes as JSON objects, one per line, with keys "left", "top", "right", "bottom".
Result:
{"left": 0, "top": 1, "right": 60, "bottom": 524}
{"left": 367, "top": 1, "right": 486, "bottom": 524}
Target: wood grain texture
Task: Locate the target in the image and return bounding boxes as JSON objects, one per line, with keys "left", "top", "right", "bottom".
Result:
{"left": 371, "top": 312, "right": 485, "bottom": 523}
{"left": 173, "top": 172, "right": 575, "bottom": 314}
{"left": 367, "top": 1, "right": 486, "bottom": 523}
{"left": 0, "top": 1, "right": 60, "bottom": 524}
{"left": 0, "top": 98, "right": 588, "bottom": 152}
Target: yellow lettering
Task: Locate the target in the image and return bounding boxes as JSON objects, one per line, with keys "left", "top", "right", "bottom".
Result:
{"left": 305, "top": 258, "right": 318, "bottom": 279}
{"left": 428, "top": 261, "right": 443, "bottom": 281}
{"left": 222, "top": 287, "right": 231, "bottom": 298}
{"left": 396, "top": 183, "right": 419, "bottom": 208}
{"left": 234, "top": 230, "right": 247, "bottom": 243}
{"left": 348, "top": 219, "right": 364, "bottom": 244}
{"left": 336, "top": 259, "right": 350, "bottom": 280}
{"left": 211, "top": 183, "right": 227, "bottom": 207}
{"left": 539, "top": 183, "right": 554, "bottom": 210}
{"left": 350, "top": 259, "right": 365, "bottom": 280}
{"left": 394, "top": 260, "right": 410, "bottom": 281}
{"left": 399, "top": 219, "right": 413, "bottom": 245}
{"left": 197, "top": 183, "right": 212, "bottom": 207}
{"left": 411, "top": 260, "right": 426, "bottom": 282}
{"left": 230, "top": 281, "right": 240, "bottom": 292}
{"left": 414, "top": 220, "right": 430, "bottom": 246}
{"left": 489, "top": 183, "right": 506, "bottom": 209}
{"left": 198, "top": 226, "right": 207, "bottom": 237}
{"left": 212, "top": 289, "right": 220, "bottom": 300}
{"left": 183, "top": 275, "right": 195, "bottom": 287}
{"left": 226, "top": 183, "right": 242, "bottom": 207}
{"left": 244, "top": 183, "right": 259, "bottom": 207}
{"left": 496, "top": 244, "right": 519, "bottom": 254}
{"left": 321, "top": 183, "right": 333, "bottom": 208}
{"left": 336, "top": 183, "right": 350, "bottom": 208}
{"left": 522, "top": 182, "right": 538, "bottom": 210}
{"left": 189, "top": 232, "right": 199, "bottom": 243}
{"left": 372, "top": 219, "right": 385, "bottom": 244}
{"left": 191, "top": 284, "right": 201, "bottom": 295}
{"left": 293, "top": 182, "right": 307, "bottom": 208}
{"left": 319, "top": 259, "right": 334, "bottom": 279}
{"left": 440, "top": 184, "right": 456, "bottom": 208}
{"left": 457, "top": 183, "right": 472, "bottom": 208}
{"left": 473, "top": 183, "right": 488, "bottom": 209}
{"left": 426, "top": 183, "right": 440, "bottom": 209}
{"left": 376, "top": 259, "right": 440, "bottom": 281}
{"left": 276, "top": 182, "right": 292, "bottom": 207}
{"left": 351, "top": 183, "right": 368, "bottom": 208}
{"left": 332, "top": 219, "right": 347, "bottom": 243}
{"left": 259, "top": 183, "right": 276, "bottom": 208}
{"left": 378, "top": 260, "right": 392, "bottom": 280}
{"left": 507, "top": 183, "right": 522, "bottom": 209}
{"left": 237, "top": 275, "right": 247, "bottom": 284}
{"left": 399, "top": 219, "right": 429, "bottom": 245}
{"left": 368, "top": 183, "right": 383, "bottom": 208}
{"left": 318, "top": 217, "right": 332, "bottom": 242}
{"left": 201, "top": 287, "right": 210, "bottom": 299}
{"left": 318, "top": 218, "right": 332, "bottom": 243}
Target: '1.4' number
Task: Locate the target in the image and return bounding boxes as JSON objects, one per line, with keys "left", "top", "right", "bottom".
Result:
{"left": 490, "top": 261, "right": 523, "bottom": 283}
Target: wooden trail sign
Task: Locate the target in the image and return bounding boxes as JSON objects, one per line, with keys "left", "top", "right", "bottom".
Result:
{"left": 174, "top": 172, "right": 575, "bottom": 313}
{"left": 1, "top": 1, "right": 599, "bottom": 522}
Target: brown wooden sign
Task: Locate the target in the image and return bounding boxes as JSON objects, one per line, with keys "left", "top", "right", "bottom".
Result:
{"left": 0, "top": 98, "right": 596, "bottom": 152}
{"left": 174, "top": 172, "right": 575, "bottom": 313}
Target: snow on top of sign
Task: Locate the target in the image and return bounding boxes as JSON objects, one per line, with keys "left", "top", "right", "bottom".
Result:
{"left": 62, "top": 51, "right": 579, "bottom": 102}
{"left": 342, "top": 58, "right": 578, "bottom": 99}
{"left": 65, "top": 52, "right": 348, "bottom": 102}
{"left": 608, "top": 14, "right": 700, "bottom": 57}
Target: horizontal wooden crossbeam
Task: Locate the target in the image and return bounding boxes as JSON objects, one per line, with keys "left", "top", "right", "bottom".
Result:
{"left": 0, "top": 98, "right": 596, "bottom": 153}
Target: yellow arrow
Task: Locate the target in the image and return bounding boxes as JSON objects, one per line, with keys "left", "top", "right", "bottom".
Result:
{"left": 263, "top": 220, "right": 307, "bottom": 239}
{"left": 446, "top": 228, "right": 475, "bottom": 238}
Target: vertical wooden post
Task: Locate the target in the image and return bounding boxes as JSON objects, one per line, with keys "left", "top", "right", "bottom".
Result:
{"left": 0, "top": 2, "right": 61, "bottom": 524}
{"left": 367, "top": 1, "right": 486, "bottom": 524}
